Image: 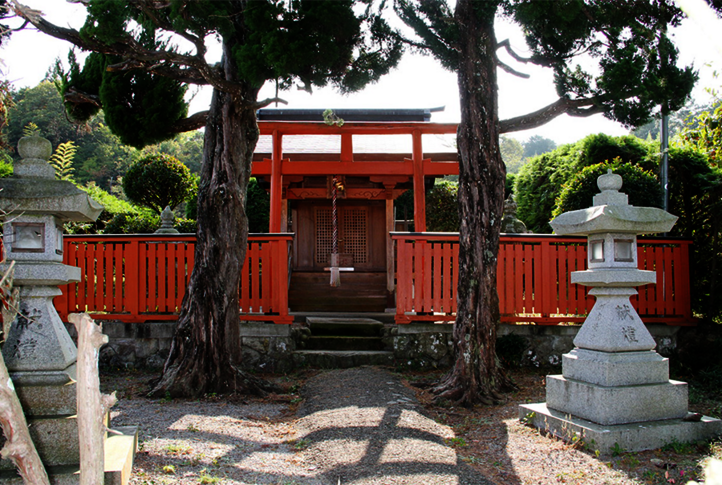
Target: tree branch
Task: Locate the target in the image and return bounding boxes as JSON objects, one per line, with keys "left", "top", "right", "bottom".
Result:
{"left": 496, "top": 39, "right": 533, "bottom": 64}
{"left": 11, "top": 1, "right": 235, "bottom": 93}
{"left": 499, "top": 96, "right": 606, "bottom": 133}
{"left": 169, "top": 110, "right": 209, "bottom": 132}
{"left": 497, "top": 59, "right": 530, "bottom": 79}
{"left": 250, "top": 98, "right": 288, "bottom": 110}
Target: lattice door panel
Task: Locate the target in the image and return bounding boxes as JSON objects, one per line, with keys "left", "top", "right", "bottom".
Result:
{"left": 342, "top": 208, "right": 368, "bottom": 264}
{"left": 314, "top": 207, "right": 368, "bottom": 266}
{"left": 315, "top": 208, "right": 333, "bottom": 265}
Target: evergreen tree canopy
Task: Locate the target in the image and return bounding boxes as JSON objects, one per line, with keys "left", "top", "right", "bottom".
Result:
{"left": 396, "top": 0, "right": 697, "bottom": 131}
{"left": 12, "top": 0, "right": 403, "bottom": 398}
{"left": 394, "top": 0, "right": 709, "bottom": 406}
{"left": 25, "top": 0, "right": 402, "bottom": 148}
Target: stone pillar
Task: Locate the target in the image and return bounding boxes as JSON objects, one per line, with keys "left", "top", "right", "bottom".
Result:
{"left": 0, "top": 136, "right": 136, "bottom": 483}
{"left": 519, "top": 170, "right": 722, "bottom": 453}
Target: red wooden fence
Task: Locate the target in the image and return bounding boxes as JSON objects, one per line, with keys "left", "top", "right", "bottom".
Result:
{"left": 393, "top": 233, "right": 694, "bottom": 325}
{"left": 55, "top": 234, "right": 294, "bottom": 324}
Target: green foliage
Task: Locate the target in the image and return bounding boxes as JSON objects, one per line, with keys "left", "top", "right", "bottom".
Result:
{"left": 65, "top": 183, "right": 142, "bottom": 234}
{"left": 246, "top": 177, "right": 269, "bottom": 233}
{"left": 99, "top": 67, "right": 188, "bottom": 149}
{"left": 103, "top": 213, "right": 160, "bottom": 234}
{"left": 186, "top": 176, "right": 268, "bottom": 232}
{"left": 54, "top": 51, "right": 104, "bottom": 122}
{"left": 174, "top": 218, "right": 197, "bottom": 234}
{"left": 398, "top": 1, "right": 696, "bottom": 128}
{"left": 0, "top": 149, "right": 12, "bottom": 178}
{"left": 523, "top": 135, "right": 556, "bottom": 159}
{"left": 578, "top": 134, "right": 654, "bottom": 171}
{"left": 500, "top": 135, "right": 524, "bottom": 174}
{"left": 514, "top": 134, "right": 656, "bottom": 233}
{"left": 553, "top": 161, "right": 662, "bottom": 218}
{"left": 426, "top": 179, "right": 459, "bottom": 232}
{"left": 514, "top": 145, "right": 580, "bottom": 233}
{"left": 49, "top": 140, "right": 77, "bottom": 181}
{"left": 53, "top": 0, "right": 402, "bottom": 149}
{"left": 679, "top": 100, "right": 722, "bottom": 167}
{"left": 7, "top": 82, "right": 80, "bottom": 150}
{"left": 22, "top": 122, "right": 40, "bottom": 137}
{"left": 139, "top": 130, "right": 204, "bottom": 174}
{"left": 394, "top": 188, "right": 415, "bottom": 228}
{"left": 665, "top": 147, "right": 722, "bottom": 320}
{"left": 505, "top": 173, "right": 516, "bottom": 199}
{"left": 122, "top": 154, "right": 195, "bottom": 214}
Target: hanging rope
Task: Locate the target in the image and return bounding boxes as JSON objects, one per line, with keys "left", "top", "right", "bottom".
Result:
{"left": 330, "top": 175, "right": 340, "bottom": 287}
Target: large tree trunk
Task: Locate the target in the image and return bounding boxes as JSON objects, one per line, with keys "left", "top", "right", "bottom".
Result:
{"left": 432, "top": 0, "right": 515, "bottom": 406}
{"left": 149, "top": 44, "right": 275, "bottom": 399}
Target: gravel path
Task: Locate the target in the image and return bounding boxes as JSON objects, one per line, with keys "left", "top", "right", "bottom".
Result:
{"left": 295, "top": 367, "right": 495, "bottom": 485}
{"left": 111, "top": 367, "right": 495, "bottom": 484}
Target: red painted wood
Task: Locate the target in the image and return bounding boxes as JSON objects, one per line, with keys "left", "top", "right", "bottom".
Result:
{"left": 51, "top": 234, "right": 690, "bottom": 326}
{"left": 441, "top": 241, "right": 452, "bottom": 312}
{"left": 391, "top": 234, "right": 694, "bottom": 325}
{"left": 126, "top": 239, "right": 140, "bottom": 318}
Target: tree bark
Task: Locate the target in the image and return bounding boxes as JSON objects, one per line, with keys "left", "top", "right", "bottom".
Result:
{"left": 432, "top": 0, "right": 515, "bottom": 406}
{"left": 149, "top": 42, "right": 277, "bottom": 399}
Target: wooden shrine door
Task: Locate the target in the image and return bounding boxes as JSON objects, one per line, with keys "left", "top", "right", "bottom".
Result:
{"left": 289, "top": 200, "right": 388, "bottom": 312}
{"left": 292, "top": 200, "right": 386, "bottom": 272}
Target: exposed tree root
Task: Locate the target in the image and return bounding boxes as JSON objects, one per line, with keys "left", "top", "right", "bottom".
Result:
{"left": 148, "top": 365, "right": 281, "bottom": 400}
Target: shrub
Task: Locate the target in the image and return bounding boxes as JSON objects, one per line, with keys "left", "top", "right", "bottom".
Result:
{"left": 122, "top": 153, "right": 195, "bottom": 214}
{"left": 65, "top": 183, "right": 142, "bottom": 234}
{"left": 103, "top": 213, "right": 160, "bottom": 234}
{"left": 666, "top": 147, "right": 722, "bottom": 321}
{"left": 553, "top": 160, "right": 662, "bottom": 218}
{"left": 174, "top": 218, "right": 197, "bottom": 234}
{"left": 514, "top": 134, "right": 656, "bottom": 233}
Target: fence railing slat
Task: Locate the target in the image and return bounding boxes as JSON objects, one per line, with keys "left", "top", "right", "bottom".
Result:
{"left": 391, "top": 233, "right": 694, "bottom": 325}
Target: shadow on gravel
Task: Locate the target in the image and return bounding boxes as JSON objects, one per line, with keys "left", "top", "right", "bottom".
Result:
{"left": 295, "top": 366, "right": 511, "bottom": 485}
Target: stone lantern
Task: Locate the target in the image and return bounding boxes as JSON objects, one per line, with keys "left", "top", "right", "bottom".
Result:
{"left": 520, "top": 170, "right": 722, "bottom": 452}
{"left": 0, "top": 136, "right": 136, "bottom": 482}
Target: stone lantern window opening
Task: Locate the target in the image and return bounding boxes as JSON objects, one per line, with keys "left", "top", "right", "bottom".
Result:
{"left": 590, "top": 239, "right": 604, "bottom": 263}
{"left": 13, "top": 222, "right": 45, "bottom": 252}
{"left": 614, "top": 238, "right": 634, "bottom": 262}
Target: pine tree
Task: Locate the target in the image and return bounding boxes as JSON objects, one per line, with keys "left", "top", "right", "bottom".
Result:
{"left": 396, "top": 0, "right": 705, "bottom": 406}
{"left": 12, "top": 0, "right": 402, "bottom": 398}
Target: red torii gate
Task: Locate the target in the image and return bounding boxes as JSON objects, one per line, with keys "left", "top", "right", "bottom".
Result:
{"left": 251, "top": 118, "right": 459, "bottom": 308}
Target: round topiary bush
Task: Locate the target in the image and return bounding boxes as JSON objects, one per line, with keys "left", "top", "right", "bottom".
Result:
{"left": 122, "top": 154, "right": 195, "bottom": 214}
{"left": 552, "top": 160, "right": 662, "bottom": 218}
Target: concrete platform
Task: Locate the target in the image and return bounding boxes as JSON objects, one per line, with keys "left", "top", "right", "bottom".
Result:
{"left": 519, "top": 403, "right": 722, "bottom": 454}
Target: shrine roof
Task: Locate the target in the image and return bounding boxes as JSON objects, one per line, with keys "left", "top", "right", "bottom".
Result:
{"left": 254, "top": 108, "right": 457, "bottom": 155}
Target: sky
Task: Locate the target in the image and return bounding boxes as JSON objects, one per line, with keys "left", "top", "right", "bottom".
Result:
{"left": 3, "top": 0, "right": 722, "bottom": 146}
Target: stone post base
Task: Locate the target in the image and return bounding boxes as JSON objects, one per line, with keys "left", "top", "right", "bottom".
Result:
{"left": 519, "top": 402, "right": 722, "bottom": 454}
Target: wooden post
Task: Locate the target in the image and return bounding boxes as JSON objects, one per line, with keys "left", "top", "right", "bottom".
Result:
{"left": 70, "top": 313, "right": 117, "bottom": 485}
{"left": 412, "top": 130, "right": 426, "bottom": 232}
{"left": 385, "top": 186, "right": 395, "bottom": 295}
{"left": 269, "top": 131, "right": 284, "bottom": 232}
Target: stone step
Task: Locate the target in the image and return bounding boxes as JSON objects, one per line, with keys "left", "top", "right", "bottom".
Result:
{"left": 293, "top": 350, "right": 394, "bottom": 369}
{"left": 306, "top": 317, "right": 384, "bottom": 337}
{"left": 305, "top": 336, "right": 385, "bottom": 351}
